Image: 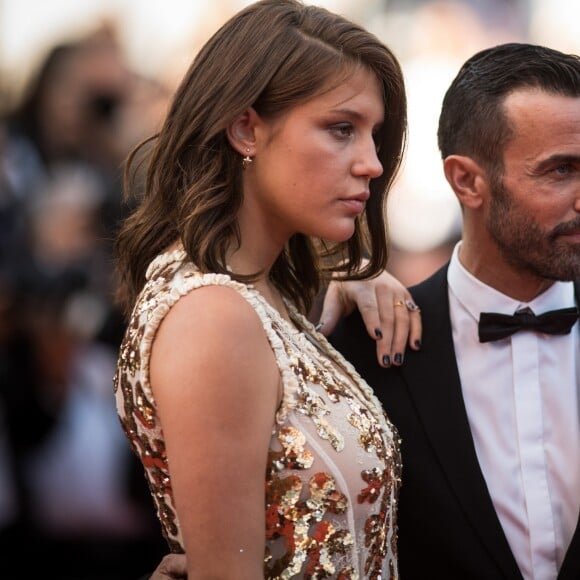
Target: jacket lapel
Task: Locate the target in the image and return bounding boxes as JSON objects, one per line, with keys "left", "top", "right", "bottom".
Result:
{"left": 558, "top": 280, "right": 580, "bottom": 579}
{"left": 401, "top": 265, "right": 523, "bottom": 579}
{"left": 559, "top": 517, "right": 580, "bottom": 579}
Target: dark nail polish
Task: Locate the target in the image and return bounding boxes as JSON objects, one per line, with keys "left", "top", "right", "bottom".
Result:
{"left": 394, "top": 352, "right": 403, "bottom": 365}
{"left": 382, "top": 354, "right": 391, "bottom": 367}
{"left": 374, "top": 328, "right": 383, "bottom": 339}
{"left": 414, "top": 339, "right": 422, "bottom": 349}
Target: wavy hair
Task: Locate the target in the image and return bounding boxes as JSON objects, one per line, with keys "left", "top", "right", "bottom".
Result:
{"left": 116, "top": 0, "right": 407, "bottom": 316}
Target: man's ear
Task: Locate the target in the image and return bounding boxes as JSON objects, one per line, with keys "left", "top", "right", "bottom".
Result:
{"left": 226, "top": 107, "right": 260, "bottom": 157}
{"left": 443, "top": 155, "right": 488, "bottom": 209}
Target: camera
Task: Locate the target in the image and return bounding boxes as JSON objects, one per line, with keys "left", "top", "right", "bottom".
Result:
{"left": 86, "top": 93, "right": 121, "bottom": 125}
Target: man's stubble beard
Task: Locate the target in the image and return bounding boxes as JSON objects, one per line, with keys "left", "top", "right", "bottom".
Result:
{"left": 487, "top": 179, "right": 580, "bottom": 282}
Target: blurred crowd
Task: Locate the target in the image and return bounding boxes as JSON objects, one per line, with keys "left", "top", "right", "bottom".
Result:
{"left": 0, "top": 0, "right": 579, "bottom": 579}
{"left": 0, "top": 22, "right": 170, "bottom": 580}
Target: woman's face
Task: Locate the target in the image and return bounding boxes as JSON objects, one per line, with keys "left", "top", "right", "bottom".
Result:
{"left": 241, "top": 67, "right": 385, "bottom": 246}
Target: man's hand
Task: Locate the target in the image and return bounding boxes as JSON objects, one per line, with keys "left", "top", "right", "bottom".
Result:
{"left": 319, "top": 270, "right": 422, "bottom": 367}
{"left": 148, "top": 553, "right": 187, "bottom": 580}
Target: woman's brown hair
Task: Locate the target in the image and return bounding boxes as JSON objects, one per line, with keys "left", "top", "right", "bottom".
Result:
{"left": 116, "top": 0, "right": 407, "bottom": 316}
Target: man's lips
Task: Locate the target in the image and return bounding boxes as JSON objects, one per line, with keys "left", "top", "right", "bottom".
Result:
{"left": 557, "top": 230, "right": 580, "bottom": 242}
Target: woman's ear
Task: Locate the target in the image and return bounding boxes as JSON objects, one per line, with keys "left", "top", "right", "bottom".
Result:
{"left": 226, "top": 107, "right": 260, "bottom": 157}
{"left": 443, "top": 155, "right": 489, "bottom": 209}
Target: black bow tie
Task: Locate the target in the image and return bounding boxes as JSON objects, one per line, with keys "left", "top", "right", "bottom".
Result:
{"left": 478, "top": 306, "right": 579, "bottom": 343}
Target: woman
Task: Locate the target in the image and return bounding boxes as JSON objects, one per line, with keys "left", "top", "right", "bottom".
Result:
{"left": 114, "top": 1, "right": 410, "bottom": 577}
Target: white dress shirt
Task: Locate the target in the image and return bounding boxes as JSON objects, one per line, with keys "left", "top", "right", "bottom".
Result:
{"left": 447, "top": 243, "right": 580, "bottom": 580}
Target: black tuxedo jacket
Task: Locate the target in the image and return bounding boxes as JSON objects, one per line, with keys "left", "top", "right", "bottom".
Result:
{"left": 330, "top": 265, "right": 580, "bottom": 579}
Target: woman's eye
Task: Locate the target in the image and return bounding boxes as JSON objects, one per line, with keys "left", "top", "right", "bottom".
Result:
{"left": 330, "top": 124, "right": 354, "bottom": 139}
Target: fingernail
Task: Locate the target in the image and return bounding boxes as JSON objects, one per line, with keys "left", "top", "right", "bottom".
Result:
{"left": 414, "top": 339, "right": 421, "bottom": 349}
{"left": 382, "top": 354, "right": 391, "bottom": 367}
{"left": 394, "top": 352, "right": 403, "bottom": 365}
{"left": 374, "top": 328, "right": 383, "bottom": 339}
{"left": 315, "top": 322, "right": 324, "bottom": 331}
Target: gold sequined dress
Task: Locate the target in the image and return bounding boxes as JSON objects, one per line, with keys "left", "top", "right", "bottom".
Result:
{"left": 114, "top": 248, "right": 402, "bottom": 579}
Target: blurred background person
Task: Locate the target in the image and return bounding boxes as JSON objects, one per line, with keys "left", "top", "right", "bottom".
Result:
{"left": 0, "top": 20, "right": 171, "bottom": 580}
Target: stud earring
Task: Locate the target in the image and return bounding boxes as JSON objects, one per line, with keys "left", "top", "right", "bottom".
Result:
{"left": 242, "top": 148, "right": 253, "bottom": 170}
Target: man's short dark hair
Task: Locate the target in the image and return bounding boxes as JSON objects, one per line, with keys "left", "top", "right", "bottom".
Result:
{"left": 437, "top": 43, "right": 580, "bottom": 177}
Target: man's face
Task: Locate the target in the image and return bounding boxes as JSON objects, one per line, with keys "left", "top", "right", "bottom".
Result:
{"left": 487, "top": 90, "right": 580, "bottom": 282}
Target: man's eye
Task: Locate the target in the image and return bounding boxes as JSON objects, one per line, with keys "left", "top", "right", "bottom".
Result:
{"left": 554, "top": 162, "right": 572, "bottom": 175}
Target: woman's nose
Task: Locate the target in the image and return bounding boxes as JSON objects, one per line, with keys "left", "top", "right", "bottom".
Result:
{"left": 353, "top": 137, "right": 383, "bottom": 179}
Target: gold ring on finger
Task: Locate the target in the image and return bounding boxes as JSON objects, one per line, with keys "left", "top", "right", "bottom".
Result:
{"left": 394, "top": 300, "right": 405, "bottom": 308}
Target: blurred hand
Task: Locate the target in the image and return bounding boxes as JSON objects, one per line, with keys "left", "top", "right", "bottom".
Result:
{"left": 318, "top": 269, "right": 422, "bottom": 367}
{"left": 149, "top": 553, "right": 187, "bottom": 580}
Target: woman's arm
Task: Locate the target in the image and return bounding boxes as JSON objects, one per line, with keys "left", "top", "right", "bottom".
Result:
{"left": 150, "top": 285, "right": 280, "bottom": 579}
{"left": 318, "top": 270, "right": 422, "bottom": 367}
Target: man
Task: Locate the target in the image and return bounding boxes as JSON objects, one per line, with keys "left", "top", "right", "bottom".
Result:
{"left": 332, "top": 42, "right": 580, "bottom": 579}
{"left": 147, "top": 42, "right": 580, "bottom": 580}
